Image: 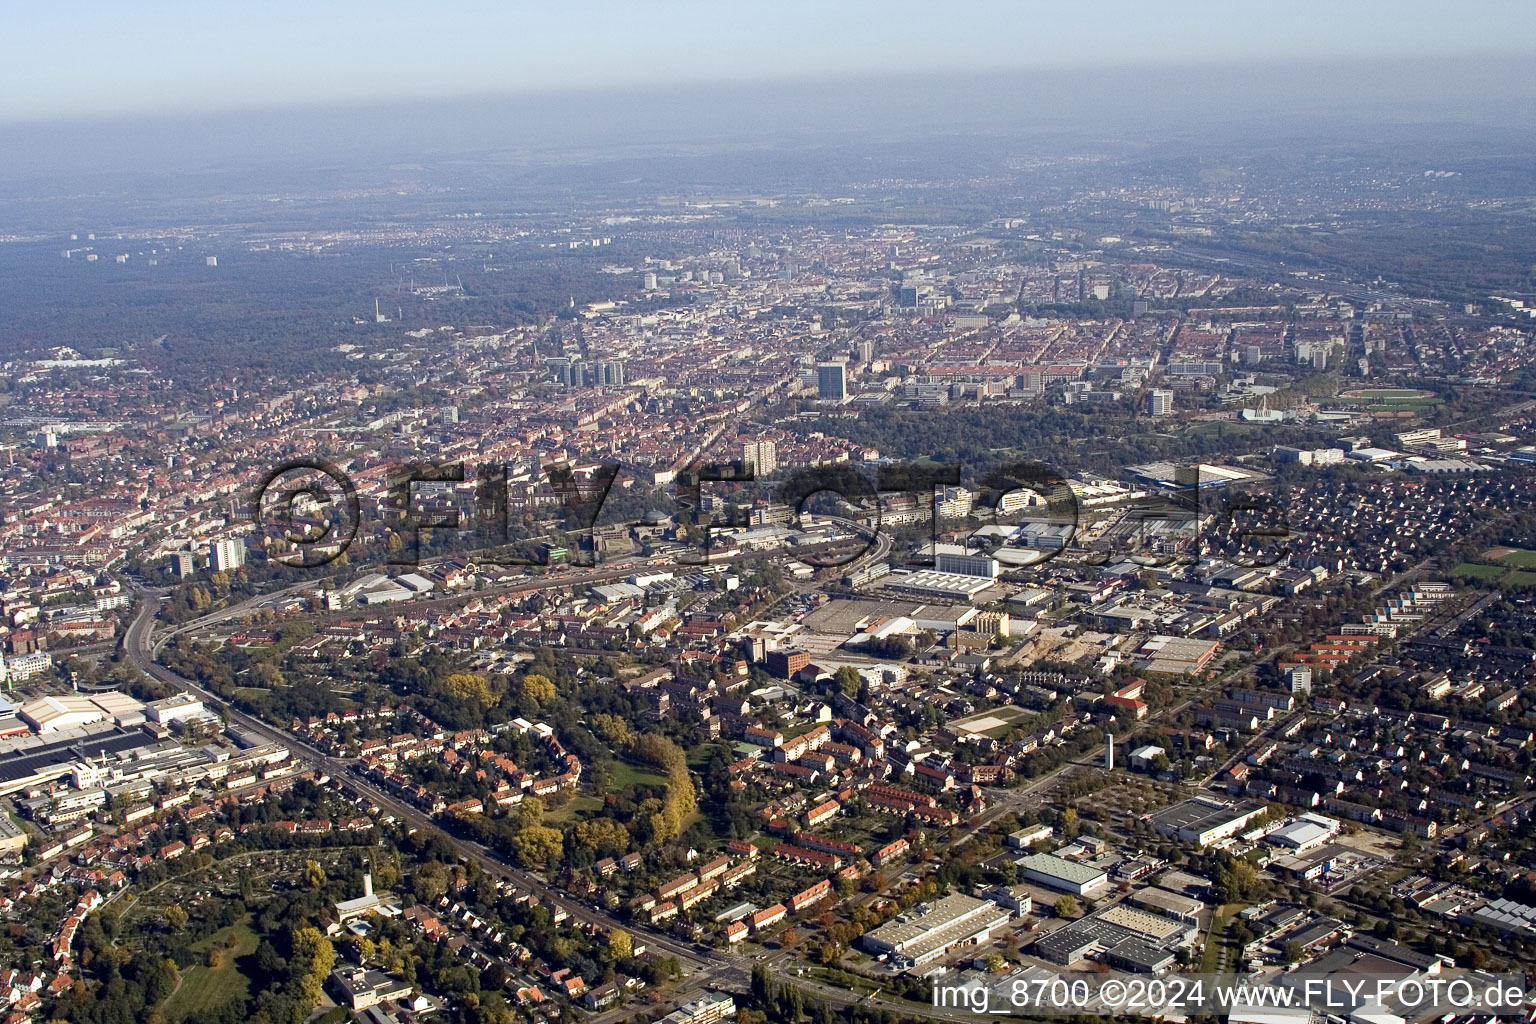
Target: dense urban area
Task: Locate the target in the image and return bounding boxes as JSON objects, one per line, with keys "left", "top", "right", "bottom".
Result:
{"left": 3, "top": 122, "right": 1536, "bottom": 1024}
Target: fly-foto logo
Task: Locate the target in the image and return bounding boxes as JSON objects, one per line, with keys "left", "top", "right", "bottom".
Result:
{"left": 250, "top": 456, "right": 1289, "bottom": 570}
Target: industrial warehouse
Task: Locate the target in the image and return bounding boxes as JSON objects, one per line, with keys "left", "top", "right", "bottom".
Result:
{"left": 1151, "top": 796, "right": 1271, "bottom": 848}
{"left": 1014, "top": 852, "right": 1110, "bottom": 896}
{"left": 1031, "top": 904, "right": 1199, "bottom": 973}
{"left": 860, "top": 893, "right": 1014, "bottom": 969}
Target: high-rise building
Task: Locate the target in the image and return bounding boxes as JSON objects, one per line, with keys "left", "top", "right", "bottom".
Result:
{"left": 209, "top": 538, "right": 245, "bottom": 573}
{"left": 856, "top": 339, "right": 875, "bottom": 363}
{"left": 816, "top": 361, "right": 847, "bottom": 401}
{"left": 600, "top": 361, "right": 625, "bottom": 386}
{"left": 741, "top": 440, "right": 777, "bottom": 478}
{"left": 439, "top": 405, "right": 459, "bottom": 424}
{"left": 172, "top": 551, "right": 195, "bottom": 578}
{"left": 1147, "top": 389, "right": 1174, "bottom": 416}
{"left": 1286, "top": 666, "right": 1312, "bottom": 694}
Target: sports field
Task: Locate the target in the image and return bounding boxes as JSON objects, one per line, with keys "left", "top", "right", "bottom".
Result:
{"left": 1455, "top": 546, "right": 1536, "bottom": 586}
{"left": 952, "top": 705, "right": 1031, "bottom": 738}
{"left": 1340, "top": 388, "right": 1435, "bottom": 400}
{"left": 1483, "top": 546, "right": 1536, "bottom": 568}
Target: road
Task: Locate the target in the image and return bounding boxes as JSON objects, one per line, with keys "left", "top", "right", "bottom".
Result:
{"left": 111, "top": 510, "right": 1231, "bottom": 1022}
{"left": 122, "top": 591, "right": 728, "bottom": 975}
{"left": 127, "top": 587, "right": 997, "bottom": 1020}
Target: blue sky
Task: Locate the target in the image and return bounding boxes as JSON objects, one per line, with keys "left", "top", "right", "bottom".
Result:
{"left": 4, "top": 0, "right": 1534, "bottom": 124}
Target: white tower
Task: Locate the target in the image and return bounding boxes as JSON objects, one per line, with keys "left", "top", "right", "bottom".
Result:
{"left": 1105, "top": 733, "right": 1115, "bottom": 771}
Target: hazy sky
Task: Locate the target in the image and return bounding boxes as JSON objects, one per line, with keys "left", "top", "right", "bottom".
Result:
{"left": 5, "top": 0, "right": 1535, "bottom": 124}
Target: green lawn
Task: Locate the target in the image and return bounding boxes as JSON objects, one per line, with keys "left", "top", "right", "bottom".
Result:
{"left": 1505, "top": 571, "right": 1536, "bottom": 588}
{"left": 1201, "top": 904, "right": 1245, "bottom": 974}
{"left": 1453, "top": 562, "right": 1507, "bottom": 580}
{"left": 686, "top": 743, "right": 728, "bottom": 770}
{"left": 162, "top": 916, "right": 260, "bottom": 1021}
{"left": 544, "top": 795, "right": 604, "bottom": 822}
{"left": 607, "top": 760, "right": 669, "bottom": 790}
{"left": 1496, "top": 548, "right": 1536, "bottom": 568}
{"left": 1343, "top": 388, "right": 1433, "bottom": 399}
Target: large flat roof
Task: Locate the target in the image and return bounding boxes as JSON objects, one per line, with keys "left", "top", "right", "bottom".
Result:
{"left": 1016, "top": 852, "right": 1108, "bottom": 886}
{"left": 0, "top": 728, "right": 157, "bottom": 786}
{"left": 863, "top": 892, "right": 993, "bottom": 949}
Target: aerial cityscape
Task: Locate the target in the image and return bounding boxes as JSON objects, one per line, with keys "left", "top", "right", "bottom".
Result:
{"left": 3, "top": 5, "right": 1536, "bottom": 1024}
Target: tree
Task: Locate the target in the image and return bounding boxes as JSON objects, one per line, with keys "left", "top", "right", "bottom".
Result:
{"left": 573, "top": 817, "right": 629, "bottom": 853}
{"left": 289, "top": 926, "right": 336, "bottom": 1021}
{"left": 1217, "top": 858, "right": 1264, "bottom": 903}
{"left": 412, "top": 861, "right": 450, "bottom": 903}
{"left": 1283, "top": 939, "right": 1305, "bottom": 964}
{"left": 1053, "top": 895, "right": 1080, "bottom": 919}
{"left": 163, "top": 905, "right": 188, "bottom": 930}
{"left": 511, "top": 825, "right": 566, "bottom": 869}
{"left": 833, "top": 665, "right": 862, "bottom": 698}
{"left": 304, "top": 859, "right": 327, "bottom": 890}
{"left": 443, "top": 672, "right": 500, "bottom": 707}
{"left": 590, "top": 713, "right": 632, "bottom": 746}
{"left": 608, "top": 929, "right": 632, "bottom": 960}
{"left": 520, "top": 673, "right": 557, "bottom": 704}
{"left": 509, "top": 799, "right": 544, "bottom": 830}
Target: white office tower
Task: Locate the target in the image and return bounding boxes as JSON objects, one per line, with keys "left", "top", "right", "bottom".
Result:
{"left": 817, "top": 361, "right": 847, "bottom": 401}
{"left": 1147, "top": 389, "right": 1173, "bottom": 416}
{"left": 209, "top": 538, "right": 245, "bottom": 573}
{"left": 741, "top": 440, "right": 777, "bottom": 478}
{"left": 1286, "top": 666, "right": 1312, "bottom": 694}
{"left": 173, "top": 551, "right": 195, "bottom": 578}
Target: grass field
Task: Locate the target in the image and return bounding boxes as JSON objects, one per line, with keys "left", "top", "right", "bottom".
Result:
{"left": 1491, "top": 547, "right": 1536, "bottom": 568}
{"left": 162, "top": 917, "right": 259, "bottom": 1021}
{"left": 1452, "top": 547, "right": 1536, "bottom": 585}
{"left": 544, "top": 795, "right": 604, "bottom": 822}
{"left": 1201, "top": 904, "right": 1246, "bottom": 974}
{"left": 607, "top": 760, "right": 669, "bottom": 790}
{"left": 1340, "top": 388, "right": 1436, "bottom": 400}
